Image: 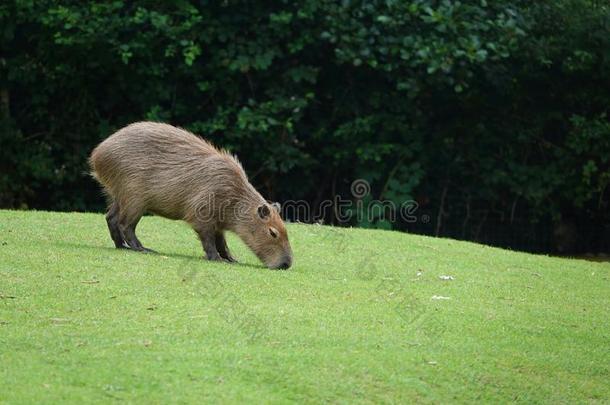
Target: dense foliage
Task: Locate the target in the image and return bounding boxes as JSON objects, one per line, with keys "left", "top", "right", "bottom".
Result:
{"left": 1, "top": 0, "right": 609, "bottom": 253}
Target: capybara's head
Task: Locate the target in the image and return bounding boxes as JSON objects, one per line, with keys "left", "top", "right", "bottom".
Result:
{"left": 238, "top": 203, "right": 293, "bottom": 269}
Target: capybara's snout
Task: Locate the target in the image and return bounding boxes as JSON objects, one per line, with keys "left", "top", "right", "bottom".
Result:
{"left": 277, "top": 255, "right": 292, "bottom": 270}
{"left": 268, "top": 250, "right": 293, "bottom": 270}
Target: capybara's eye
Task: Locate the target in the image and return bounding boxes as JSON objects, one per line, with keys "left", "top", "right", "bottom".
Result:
{"left": 269, "top": 227, "right": 278, "bottom": 238}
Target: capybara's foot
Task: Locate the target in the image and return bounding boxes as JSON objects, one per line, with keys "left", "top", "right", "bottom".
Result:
{"left": 205, "top": 252, "right": 223, "bottom": 261}
{"left": 124, "top": 244, "right": 156, "bottom": 254}
{"left": 219, "top": 250, "right": 237, "bottom": 263}
{"left": 114, "top": 240, "right": 129, "bottom": 249}
{"left": 222, "top": 256, "right": 238, "bottom": 264}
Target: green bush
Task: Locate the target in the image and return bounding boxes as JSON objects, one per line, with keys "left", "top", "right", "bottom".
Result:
{"left": 1, "top": 0, "right": 608, "bottom": 252}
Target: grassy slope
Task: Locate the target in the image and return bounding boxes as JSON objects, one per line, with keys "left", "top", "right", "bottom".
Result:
{"left": 0, "top": 210, "right": 608, "bottom": 404}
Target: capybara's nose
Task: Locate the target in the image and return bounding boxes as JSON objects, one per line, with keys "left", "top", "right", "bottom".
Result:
{"left": 278, "top": 257, "right": 292, "bottom": 269}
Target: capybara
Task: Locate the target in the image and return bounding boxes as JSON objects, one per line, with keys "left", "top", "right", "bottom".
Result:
{"left": 89, "top": 122, "right": 293, "bottom": 269}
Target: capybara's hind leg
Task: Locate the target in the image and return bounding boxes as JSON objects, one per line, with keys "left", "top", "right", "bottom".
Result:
{"left": 127, "top": 220, "right": 156, "bottom": 253}
{"left": 106, "top": 201, "right": 127, "bottom": 249}
{"left": 119, "top": 205, "right": 155, "bottom": 253}
{"left": 216, "top": 232, "right": 237, "bottom": 263}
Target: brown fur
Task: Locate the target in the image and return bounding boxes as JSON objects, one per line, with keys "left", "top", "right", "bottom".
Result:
{"left": 89, "top": 121, "right": 293, "bottom": 269}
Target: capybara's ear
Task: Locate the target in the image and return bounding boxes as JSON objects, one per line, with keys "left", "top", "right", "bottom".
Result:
{"left": 271, "top": 202, "right": 281, "bottom": 214}
{"left": 258, "top": 204, "right": 270, "bottom": 219}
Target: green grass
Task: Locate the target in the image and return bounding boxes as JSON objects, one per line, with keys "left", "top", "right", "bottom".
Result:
{"left": 0, "top": 210, "right": 608, "bottom": 404}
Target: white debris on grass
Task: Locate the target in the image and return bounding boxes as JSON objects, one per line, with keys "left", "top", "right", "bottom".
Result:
{"left": 431, "top": 295, "right": 451, "bottom": 300}
{"left": 439, "top": 275, "right": 454, "bottom": 281}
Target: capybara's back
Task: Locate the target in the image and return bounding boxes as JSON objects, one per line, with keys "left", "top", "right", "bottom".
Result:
{"left": 89, "top": 122, "right": 293, "bottom": 269}
{"left": 90, "top": 122, "right": 237, "bottom": 220}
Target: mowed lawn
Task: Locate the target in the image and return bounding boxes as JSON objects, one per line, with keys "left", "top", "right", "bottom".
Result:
{"left": 0, "top": 210, "right": 608, "bottom": 404}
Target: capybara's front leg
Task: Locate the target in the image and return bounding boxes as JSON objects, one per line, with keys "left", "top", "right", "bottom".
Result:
{"left": 197, "top": 227, "right": 222, "bottom": 261}
{"left": 215, "top": 232, "right": 237, "bottom": 263}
